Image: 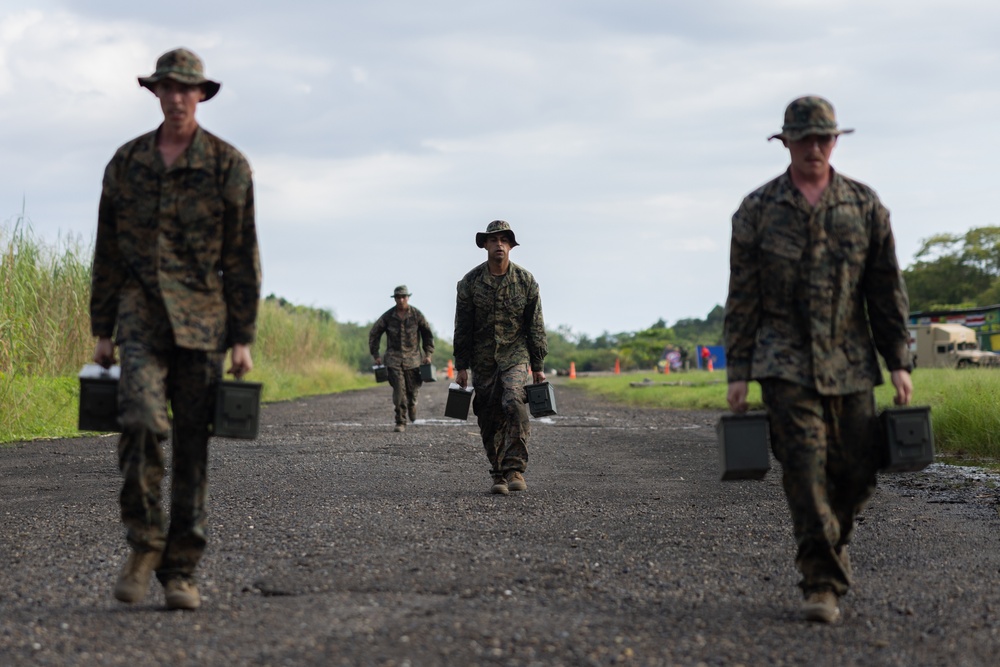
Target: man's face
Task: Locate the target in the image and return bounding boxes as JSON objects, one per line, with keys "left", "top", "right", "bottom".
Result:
{"left": 785, "top": 133, "right": 837, "bottom": 180}
{"left": 394, "top": 294, "right": 410, "bottom": 310}
{"left": 484, "top": 233, "right": 512, "bottom": 262}
{"left": 155, "top": 78, "right": 205, "bottom": 131}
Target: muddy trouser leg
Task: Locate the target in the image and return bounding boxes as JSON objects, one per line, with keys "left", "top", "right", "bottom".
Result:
{"left": 474, "top": 364, "right": 530, "bottom": 477}
{"left": 156, "top": 348, "right": 223, "bottom": 584}
{"left": 497, "top": 365, "right": 530, "bottom": 475}
{"left": 117, "top": 343, "right": 172, "bottom": 554}
{"left": 761, "top": 379, "right": 878, "bottom": 597}
{"left": 403, "top": 367, "right": 423, "bottom": 417}
{"left": 386, "top": 366, "right": 407, "bottom": 424}
{"left": 826, "top": 390, "right": 880, "bottom": 581}
{"left": 473, "top": 377, "right": 502, "bottom": 475}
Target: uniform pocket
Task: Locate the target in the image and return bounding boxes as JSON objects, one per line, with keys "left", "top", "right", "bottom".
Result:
{"left": 759, "top": 232, "right": 806, "bottom": 314}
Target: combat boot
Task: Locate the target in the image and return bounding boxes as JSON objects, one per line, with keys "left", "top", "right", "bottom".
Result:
{"left": 394, "top": 423, "right": 406, "bottom": 433}
{"left": 802, "top": 589, "right": 840, "bottom": 623}
{"left": 505, "top": 471, "right": 527, "bottom": 492}
{"left": 113, "top": 549, "right": 162, "bottom": 603}
{"left": 490, "top": 475, "right": 509, "bottom": 495}
{"left": 164, "top": 578, "right": 201, "bottom": 610}
{"left": 408, "top": 406, "right": 417, "bottom": 423}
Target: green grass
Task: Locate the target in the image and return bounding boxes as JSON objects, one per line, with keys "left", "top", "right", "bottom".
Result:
{"left": 0, "top": 219, "right": 374, "bottom": 444}
{"left": 572, "top": 368, "right": 1000, "bottom": 465}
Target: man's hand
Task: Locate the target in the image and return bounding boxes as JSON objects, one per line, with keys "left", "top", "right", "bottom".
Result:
{"left": 456, "top": 369, "right": 469, "bottom": 389}
{"left": 422, "top": 356, "right": 431, "bottom": 365}
{"left": 532, "top": 370, "right": 546, "bottom": 384}
{"left": 93, "top": 337, "right": 116, "bottom": 369}
{"left": 373, "top": 356, "right": 382, "bottom": 366}
{"left": 727, "top": 381, "right": 749, "bottom": 413}
{"left": 228, "top": 344, "right": 253, "bottom": 379}
{"left": 890, "top": 369, "right": 913, "bottom": 406}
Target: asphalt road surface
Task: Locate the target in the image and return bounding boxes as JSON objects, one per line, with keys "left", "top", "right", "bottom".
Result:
{"left": 2, "top": 381, "right": 999, "bottom": 666}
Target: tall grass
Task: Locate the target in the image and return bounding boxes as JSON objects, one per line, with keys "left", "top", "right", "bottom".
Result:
{"left": 571, "top": 368, "right": 1000, "bottom": 464}
{"left": 1, "top": 216, "right": 94, "bottom": 441}
{"left": 0, "top": 215, "right": 93, "bottom": 376}
{"left": 251, "top": 299, "right": 372, "bottom": 401}
{"left": 0, "top": 218, "right": 370, "bottom": 443}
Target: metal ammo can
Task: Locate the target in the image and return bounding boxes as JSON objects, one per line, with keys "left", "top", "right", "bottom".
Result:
{"left": 717, "top": 412, "right": 772, "bottom": 481}
{"left": 444, "top": 383, "right": 473, "bottom": 419}
{"left": 213, "top": 380, "right": 263, "bottom": 439}
{"left": 880, "top": 406, "right": 934, "bottom": 472}
{"left": 78, "top": 364, "right": 121, "bottom": 432}
{"left": 525, "top": 381, "right": 557, "bottom": 417}
{"left": 419, "top": 363, "right": 436, "bottom": 382}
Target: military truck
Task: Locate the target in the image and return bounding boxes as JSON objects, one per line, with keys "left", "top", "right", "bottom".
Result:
{"left": 908, "top": 323, "right": 1000, "bottom": 369}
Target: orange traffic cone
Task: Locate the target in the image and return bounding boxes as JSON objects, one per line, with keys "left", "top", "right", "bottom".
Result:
{"left": 664, "top": 361, "right": 670, "bottom": 375}
{"left": 707, "top": 359, "right": 714, "bottom": 372}
{"left": 614, "top": 358, "right": 620, "bottom": 375}
{"left": 569, "top": 361, "right": 576, "bottom": 379}
{"left": 446, "top": 359, "right": 454, "bottom": 379}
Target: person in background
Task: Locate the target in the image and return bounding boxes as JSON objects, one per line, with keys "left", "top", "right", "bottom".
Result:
{"left": 454, "top": 220, "right": 547, "bottom": 495}
{"left": 91, "top": 47, "right": 261, "bottom": 611}
{"left": 369, "top": 285, "right": 435, "bottom": 433}
{"left": 724, "top": 96, "right": 912, "bottom": 623}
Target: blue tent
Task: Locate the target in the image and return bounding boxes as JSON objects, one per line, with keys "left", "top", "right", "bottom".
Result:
{"left": 696, "top": 345, "right": 726, "bottom": 370}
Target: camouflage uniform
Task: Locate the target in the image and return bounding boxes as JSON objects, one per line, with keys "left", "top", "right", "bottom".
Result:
{"left": 724, "top": 165, "right": 910, "bottom": 596}
{"left": 90, "top": 124, "right": 260, "bottom": 585}
{"left": 368, "top": 306, "right": 434, "bottom": 426}
{"left": 454, "top": 261, "right": 547, "bottom": 477}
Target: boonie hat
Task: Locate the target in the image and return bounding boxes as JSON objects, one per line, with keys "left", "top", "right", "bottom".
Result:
{"left": 768, "top": 96, "right": 854, "bottom": 142}
{"left": 392, "top": 285, "right": 412, "bottom": 298}
{"left": 475, "top": 220, "right": 519, "bottom": 248}
{"left": 138, "top": 48, "right": 221, "bottom": 101}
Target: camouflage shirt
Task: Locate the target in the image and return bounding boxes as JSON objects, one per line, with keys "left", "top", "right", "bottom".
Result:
{"left": 90, "top": 126, "right": 261, "bottom": 352}
{"left": 368, "top": 306, "right": 435, "bottom": 370}
{"left": 724, "top": 168, "right": 911, "bottom": 395}
{"left": 454, "top": 261, "right": 547, "bottom": 380}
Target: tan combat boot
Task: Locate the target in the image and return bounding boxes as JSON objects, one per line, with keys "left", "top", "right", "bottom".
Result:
{"left": 164, "top": 578, "right": 201, "bottom": 610}
{"left": 113, "top": 549, "right": 162, "bottom": 603}
{"left": 490, "top": 475, "right": 509, "bottom": 495}
{"left": 802, "top": 589, "right": 840, "bottom": 623}
{"left": 505, "top": 471, "right": 527, "bottom": 492}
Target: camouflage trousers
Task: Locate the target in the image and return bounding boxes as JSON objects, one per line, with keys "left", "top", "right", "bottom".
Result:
{"left": 386, "top": 366, "right": 423, "bottom": 425}
{"left": 116, "top": 342, "right": 223, "bottom": 584}
{"left": 760, "top": 379, "right": 881, "bottom": 597}
{"left": 472, "top": 363, "right": 531, "bottom": 477}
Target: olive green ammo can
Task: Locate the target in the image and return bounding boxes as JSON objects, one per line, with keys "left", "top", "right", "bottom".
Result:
{"left": 880, "top": 406, "right": 934, "bottom": 472}
{"left": 420, "top": 363, "right": 436, "bottom": 382}
{"left": 79, "top": 374, "right": 121, "bottom": 432}
{"left": 444, "top": 384, "right": 474, "bottom": 420}
{"left": 213, "top": 380, "right": 263, "bottom": 439}
{"left": 525, "top": 382, "right": 557, "bottom": 417}
{"left": 717, "top": 412, "right": 772, "bottom": 481}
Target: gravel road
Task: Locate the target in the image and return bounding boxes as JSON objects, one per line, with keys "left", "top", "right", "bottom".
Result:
{"left": 2, "top": 381, "right": 999, "bottom": 666}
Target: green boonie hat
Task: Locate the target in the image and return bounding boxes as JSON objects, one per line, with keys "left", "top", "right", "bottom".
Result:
{"left": 768, "top": 95, "right": 854, "bottom": 142}
{"left": 476, "top": 220, "right": 519, "bottom": 248}
{"left": 392, "top": 285, "right": 411, "bottom": 298}
{"left": 138, "top": 48, "right": 222, "bottom": 101}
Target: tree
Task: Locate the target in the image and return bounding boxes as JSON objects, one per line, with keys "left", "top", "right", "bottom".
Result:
{"left": 903, "top": 226, "right": 1000, "bottom": 311}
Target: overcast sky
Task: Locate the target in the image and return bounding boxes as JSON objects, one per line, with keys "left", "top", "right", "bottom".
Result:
{"left": 2, "top": 1, "right": 998, "bottom": 340}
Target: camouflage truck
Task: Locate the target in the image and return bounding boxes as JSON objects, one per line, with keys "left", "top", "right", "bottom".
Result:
{"left": 908, "top": 323, "right": 1000, "bottom": 369}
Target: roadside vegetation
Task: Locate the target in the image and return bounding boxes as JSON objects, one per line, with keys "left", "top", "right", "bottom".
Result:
{"left": 4, "top": 216, "right": 1000, "bottom": 466}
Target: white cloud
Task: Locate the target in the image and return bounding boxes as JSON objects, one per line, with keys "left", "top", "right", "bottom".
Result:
{"left": 3, "top": 1, "right": 1000, "bottom": 336}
